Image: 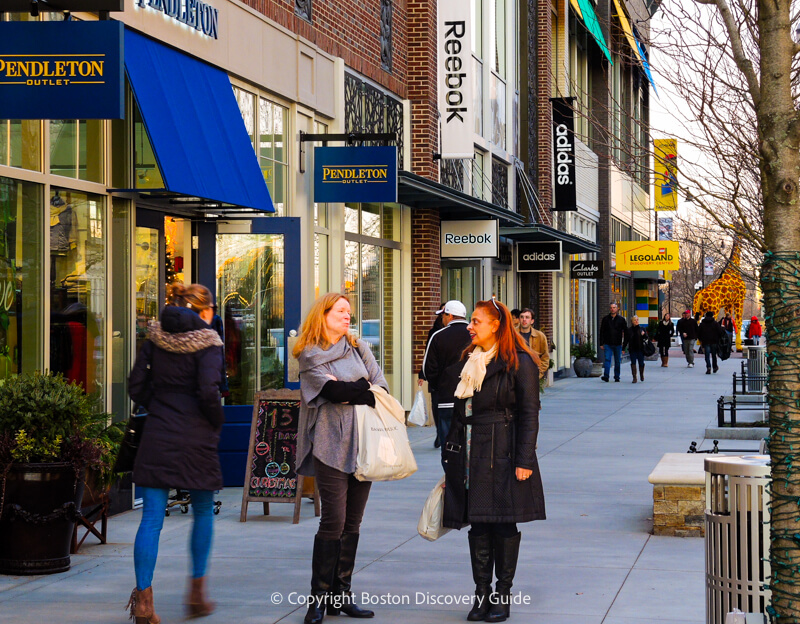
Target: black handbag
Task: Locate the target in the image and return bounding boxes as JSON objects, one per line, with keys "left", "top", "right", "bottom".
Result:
{"left": 113, "top": 412, "right": 147, "bottom": 473}
{"left": 642, "top": 336, "right": 656, "bottom": 357}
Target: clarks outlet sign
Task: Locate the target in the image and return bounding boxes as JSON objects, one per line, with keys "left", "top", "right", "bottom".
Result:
{"left": 441, "top": 220, "right": 498, "bottom": 259}
{"left": 136, "top": 0, "right": 220, "bottom": 39}
{"left": 0, "top": 21, "right": 123, "bottom": 120}
{"left": 615, "top": 241, "right": 680, "bottom": 271}
{"left": 570, "top": 260, "right": 603, "bottom": 280}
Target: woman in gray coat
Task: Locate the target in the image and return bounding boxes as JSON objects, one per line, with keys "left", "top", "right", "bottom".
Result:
{"left": 443, "top": 298, "right": 545, "bottom": 623}
{"left": 293, "top": 293, "right": 388, "bottom": 624}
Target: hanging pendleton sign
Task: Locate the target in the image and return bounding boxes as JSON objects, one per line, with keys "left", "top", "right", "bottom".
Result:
{"left": 616, "top": 241, "right": 680, "bottom": 271}
{"left": 314, "top": 146, "right": 398, "bottom": 203}
{"left": 654, "top": 139, "right": 678, "bottom": 211}
{"left": 552, "top": 98, "right": 577, "bottom": 211}
{"left": 438, "top": 0, "right": 474, "bottom": 159}
{"left": 517, "top": 241, "right": 563, "bottom": 272}
{"left": 570, "top": 260, "right": 603, "bottom": 279}
{"left": 0, "top": 21, "right": 124, "bottom": 120}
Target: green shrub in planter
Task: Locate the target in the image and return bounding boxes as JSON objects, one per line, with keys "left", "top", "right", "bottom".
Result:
{"left": 0, "top": 372, "right": 117, "bottom": 575}
{"left": 570, "top": 341, "right": 596, "bottom": 361}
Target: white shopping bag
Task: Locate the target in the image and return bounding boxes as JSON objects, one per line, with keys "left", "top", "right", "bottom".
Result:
{"left": 354, "top": 386, "right": 418, "bottom": 482}
{"left": 417, "top": 475, "right": 451, "bottom": 542}
{"left": 408, "top": 389, "right": 429, "bottom": 427}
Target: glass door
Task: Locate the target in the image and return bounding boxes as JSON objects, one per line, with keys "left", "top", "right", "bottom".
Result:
{"left": 134, "top": 210, "right": 163, "bottom": 355}
{"left": 442, "top": 261, "right": 481, "bottom": 313}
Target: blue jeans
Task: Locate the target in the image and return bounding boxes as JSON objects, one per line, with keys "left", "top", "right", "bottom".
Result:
{"left": 629, "top": 350, "right": 644, "bottom": 367}
{"left": 603, "top": 345, "right": 622, "bottom": 380}
{"left": 437, "top": 407, "right": 453, "bottom": 469}
{"left": 134, "top": 487, "right": 216, "bottom": 590}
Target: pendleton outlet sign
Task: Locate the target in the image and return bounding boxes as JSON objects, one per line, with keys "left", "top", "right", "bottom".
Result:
{"left": 615, "top": 241, "right": 680, "bottom": 271}
{"left": 0, "top": 21, "right": 123, "bottom": 119}
{"left": 314, "top": 146, "right": 398, "bottom": 203}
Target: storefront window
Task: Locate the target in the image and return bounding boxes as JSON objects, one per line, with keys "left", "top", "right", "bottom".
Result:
{"left": 165, "top": 217, "right": 188, "bottom": 287}
{"left": 344, "top": 203, "right": 403, "bottom": 393}
{"left": 0, "top": 178, "right": 43, "bottom": 378}
{"left": 0, "top": 120, "right": 42, "bottom": 171}
{"left": 50, "top": 120, "right": 104, "bottom": 182}
{"left": 111, "top": 198, "right": 131, "bottom": 422}
{"left": 314, "top": 233, "right": 328, "bottom": 299}
{"left": 217, "top": 233, "right": 286, "bottom": 403}
{"left": 49, "top": 189, "right": 105, "bottom": 398}
{"left": 259, "top": 98, "right": 289, "bottom": 216}
{"left": 133, "top": 102, "right": 165, "bottom": 190}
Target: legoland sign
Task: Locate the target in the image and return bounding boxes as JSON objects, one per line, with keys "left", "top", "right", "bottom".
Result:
{"left": 615, "top": 241, "right": 680, "bottom": 271}
{"left": 0, "top": 21, "right": 123, "bottom": 120}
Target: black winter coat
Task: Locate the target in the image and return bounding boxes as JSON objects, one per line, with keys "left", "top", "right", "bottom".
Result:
{"left": 698, "top": 318, "right": 723, "bottom": 346}
{"left": 443, "top": 349, "right": 545, "bottom": 528}
{"left": 676, "top": 317, "right": 698, "bottom": 340}
{"left": 129, "top": 306, "right": 225, "bottom": 491}
{"left": 422, "top": 320, "right": 471, "bottom": 407}
{"left": 599, "top": 314, "right": 627, "bottom": 346}
{"left": 656, "top": 320, "right": 675, "bottom": 348}
{"left": 622, "top": 325, "right": 649, "bottom": 352}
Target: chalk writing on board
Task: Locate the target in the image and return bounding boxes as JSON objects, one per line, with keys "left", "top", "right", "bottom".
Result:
{"left": 248, "top": 399, "right": 299, "bottom": 499}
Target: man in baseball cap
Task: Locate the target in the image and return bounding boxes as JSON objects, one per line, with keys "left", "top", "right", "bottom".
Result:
{"left": 423, "top": 300, "right": 471, "bottom": 466}
{"left": 676, "top": 309, "right": 699, "bottom": 367}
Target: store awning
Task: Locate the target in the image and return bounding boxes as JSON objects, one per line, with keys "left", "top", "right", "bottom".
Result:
{"left": 499, "top": 224, "right": 600, "bottom": 254}
{"left": 398, "top": 171, "right": 526, "bottom": 226}
{"left": 633, "top": 25, "right": 658, "bottom": 96}
{"left": 572, "top": 0, "right": 613, "bottom": 65}
{"left": 122, "top": 29, "right": 274, "bottom": 212}
{"left": 612, "top": 0, "right": 643, "bottom": 65}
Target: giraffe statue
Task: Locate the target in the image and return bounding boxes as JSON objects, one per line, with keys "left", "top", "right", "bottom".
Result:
{"left": 692, "top": 239, "right": 746, "bottom": 351}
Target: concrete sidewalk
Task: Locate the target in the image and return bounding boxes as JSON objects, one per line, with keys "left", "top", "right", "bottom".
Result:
{"left": 0, "top": 347, "right": 753, "bottom": 624}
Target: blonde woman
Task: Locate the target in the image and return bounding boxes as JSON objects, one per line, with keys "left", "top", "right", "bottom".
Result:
{"left": 127, "top": 284, "right": 224, "bottom": 623}
{"left": 293, "top": 293, "right": 388, "bottom": 624}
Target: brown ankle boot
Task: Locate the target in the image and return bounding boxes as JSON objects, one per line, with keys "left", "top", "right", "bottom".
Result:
{"left": 631, "top": 363, "right": 637, "bottom": 383}
{"left": 639, "top": 364, "right": 645, "bottom": 382}
{"left": 186, "top": 577, "right": 216, "bottom": 618}
{"left": 127, "top": 587, "right": 161, "bottom": 624}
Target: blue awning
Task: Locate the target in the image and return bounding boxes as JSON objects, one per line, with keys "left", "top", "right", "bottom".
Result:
{"left": 632, "top": 25, "right": 658, "bottom": 97}
{"left": 124, "top": 29, "right": 273, "bottom": 212}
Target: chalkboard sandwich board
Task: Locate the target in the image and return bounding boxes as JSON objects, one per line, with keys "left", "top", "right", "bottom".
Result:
{"left": 240, "top": 389, "right": 319, "bottom": 523}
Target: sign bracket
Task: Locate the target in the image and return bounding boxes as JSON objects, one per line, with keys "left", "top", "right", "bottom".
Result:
{"left": 298, "top": 131, "right": 396, "bottom": 173}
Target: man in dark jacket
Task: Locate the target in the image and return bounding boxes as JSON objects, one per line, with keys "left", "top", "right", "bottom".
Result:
{"left": 676, "top": 309, "right": 699, "bottom": 367}
{"left": 698, "top": 311, "right": 724, "bottom": 374}
{"left": 419, "top": 302, "right": 446, "bottom": 447}
{"left": 422, "top": 300, "right": 471, "bottom": 464}
{"left": 598, "top": 303, "right": 627, "bottom": 382}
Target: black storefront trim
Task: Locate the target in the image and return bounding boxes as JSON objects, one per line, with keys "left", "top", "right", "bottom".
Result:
{"left": 398, "top": 171, "right": 526, "bottom": 226}
{"left": 499, "top": 224, "right": 600, "bottom": 255}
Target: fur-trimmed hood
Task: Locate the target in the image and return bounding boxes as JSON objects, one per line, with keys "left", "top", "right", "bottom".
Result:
{"left": 148, "top": 306, "right": 223, "bottom": 354}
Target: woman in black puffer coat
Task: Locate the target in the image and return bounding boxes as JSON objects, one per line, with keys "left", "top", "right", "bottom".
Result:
{"left": 443, "top": 298, "right": 544, "bottom": 623}
{"left": 127, "top": 284, "right": 224, "bottom": 624}
{"left": 656, "top": 313, "right": 675, "bottom": 367}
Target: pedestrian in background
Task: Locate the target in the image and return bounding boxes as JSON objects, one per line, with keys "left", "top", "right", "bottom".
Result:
{"left": 656, "top": 313, "right": 674, "bottom": 367}
{"left": 698, "top": 311, "right": 724, "bottom": 374}
{"left": 294, "top": 293, "right": 388, "bottom": 624}
{"left": 419, "top": 302, "right": 446, "bottom": 448}
{"left": 676, "top": 309, "right": 698, "bottom": 368}
{"left": 517, "top": 308, "right": 550, "bottom": 379}
{"left": 622, "top": 316, "right": 650, "bottom": 383}
{"left": 422, "top": 300, "right": 471, "bottom": 467}
{"left": 128, "top": 284, "right": 225, "bottom": 623}
{"left": 747, "top": 316, "right": 763, "bottom": 345}
{"left": 598, "top": 303, "right": 627, "bottom": 382}
{"left": 720, "top": 312, "right": 735, "bottom": 346}
{"left": 694, "top": 312, "right": 705, "bottom": 354}
{"left": 443, "top": 297, "right": 544, "bottom": 623}
{"left": 510, "top": 309, "right": 521, "bottom": 331}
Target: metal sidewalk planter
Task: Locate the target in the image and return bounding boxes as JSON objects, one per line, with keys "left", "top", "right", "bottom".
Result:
{"left": 705, "top": 455, "right": 771, "bottom": 624}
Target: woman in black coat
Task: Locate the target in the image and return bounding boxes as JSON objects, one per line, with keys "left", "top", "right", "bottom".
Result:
{"left": 655, "top": 313, "right": 674, "bottom": 367}
{"left": 622, "top": 316, "right": 650, "bottom": 383}
{"left": 127, "top": 284, "right": 224, "bottom": 624}
{"left": 443, "top": 298, "right": 544, "bottom": 623}
{"left": 698, "top": 311, "right": 723, "bottom": 374}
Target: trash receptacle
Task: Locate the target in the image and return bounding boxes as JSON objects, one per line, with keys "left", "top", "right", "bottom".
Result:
{"left": 705, "top": 455, "right": 771, "bottom": 624}
{"left": 744, "top": 346, "right": 767, "bottom": 393}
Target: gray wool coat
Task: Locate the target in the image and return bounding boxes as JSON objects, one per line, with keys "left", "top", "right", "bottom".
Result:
{"left": 296, "top": 338, "right": 388, "bottom": 476}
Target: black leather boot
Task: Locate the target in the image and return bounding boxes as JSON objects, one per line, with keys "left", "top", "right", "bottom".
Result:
{"left": 630, "top": 363, "right": 637, "bottom": 383}
{"left": 485, "top": 533, "right": 521, "bottom": 623}
{"left": 327, "top": 533, "right": 374, "bottom": 618}
{"left": 305, "top": 536, "right": 341, "bottom": 624}
{"left": 467, "top": 532, "right": 494, "bottom": 621}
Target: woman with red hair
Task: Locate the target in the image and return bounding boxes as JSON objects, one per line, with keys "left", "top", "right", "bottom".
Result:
{"left": 442, "top": 298, "right": 545, "bottom": 623}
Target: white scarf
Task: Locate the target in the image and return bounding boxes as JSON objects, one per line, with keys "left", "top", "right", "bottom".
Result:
{"left": 455, "top": 343, "right": 498, "bottom": 399}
